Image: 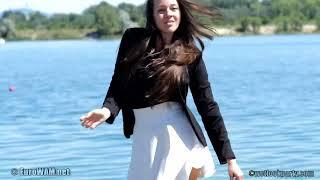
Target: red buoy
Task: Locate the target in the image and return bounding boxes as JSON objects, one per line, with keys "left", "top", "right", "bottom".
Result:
{"left": 9, "top": 85, "right": 15, "bottom": 92}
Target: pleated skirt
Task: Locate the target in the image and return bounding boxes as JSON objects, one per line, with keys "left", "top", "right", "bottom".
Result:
{"left": 127, "top": 101, "right": 216, "bottom": 180}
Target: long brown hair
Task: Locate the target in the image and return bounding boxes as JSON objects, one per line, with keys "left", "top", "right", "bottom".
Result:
{"left": 122, "top": 0, "right": 221, "bottom": 102}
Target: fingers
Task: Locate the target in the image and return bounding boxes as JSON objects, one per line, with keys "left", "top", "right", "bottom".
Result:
{"left": 229, "top": 170, "right": 237, "bottom": 180}
{"left": 235, "top": 174, "right": 244, "bottom": 180}
{"left": 229, "top": 174, "right": 234, "bottom": 180}
{"left": 81, "top": 119, "right": 96, "bottom": 129}
{"left": 80, "top": 111, "right": 94, "bottom": 123}
{"left": 230, "top": 173, "right": 244, "bottom": 180}
{"left": 229, "top": 167, "right": 244, "bottom": 180}
{"left": 80, "top": 111, "right": 94, "bottom": 128}
{"left": 87, "top": 120, "right": 96, "bottom": 128}
{"left": 89, "top": 120, "right": 102, "bottom": 129}
{"left": 80, "top": 111, "right": 104, "bottom": 129}
{"left": 237, "top": 173, "right": 244, "bottom": 180}
{"left": 229, "top": 169, "right": 234, "bottom": 180}
{"left": 80, "top": 118, "right": 89, "bottom": 127}
{"left": 80, "top": 112, "right": 93, "bottom": 121}
{"left": 236, "top": 167, "right": 244, "bottom": 180}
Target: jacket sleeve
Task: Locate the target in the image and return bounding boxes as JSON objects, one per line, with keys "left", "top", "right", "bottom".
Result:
{"left": 101, "top": 29, "right": 131, "bottom": 124}
{"left": 189, "top": 56, "right": 236, "bottom": 164}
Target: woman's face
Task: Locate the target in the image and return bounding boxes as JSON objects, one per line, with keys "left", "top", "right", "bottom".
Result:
{"left": 153, "top": 0, "right": 181, "bottom": 34}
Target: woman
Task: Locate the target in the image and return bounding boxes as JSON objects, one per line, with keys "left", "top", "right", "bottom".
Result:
{"left": 80, "top": 0, "right": 244, "bottom": 179}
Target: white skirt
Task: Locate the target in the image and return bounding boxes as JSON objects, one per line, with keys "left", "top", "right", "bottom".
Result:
{"left": 127, "top": 101, "right": 216, "bottom": 180}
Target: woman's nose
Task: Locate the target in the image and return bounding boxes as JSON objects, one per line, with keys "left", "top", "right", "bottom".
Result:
{"left": 165, "top": 9, "right": 173, "bottom": 18}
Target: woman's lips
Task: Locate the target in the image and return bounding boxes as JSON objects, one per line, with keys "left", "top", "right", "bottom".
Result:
{"left": 164, "top": 21, "right": 174, "bottom": 25}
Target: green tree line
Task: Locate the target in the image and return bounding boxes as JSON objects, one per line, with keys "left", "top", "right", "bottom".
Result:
{"left": 1, "top": 0, "right": 320, "bottom": 40}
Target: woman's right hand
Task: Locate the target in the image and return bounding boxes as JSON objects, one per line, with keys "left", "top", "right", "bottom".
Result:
{"left": 80, "top": 108, "right": 111, "bottom": 129}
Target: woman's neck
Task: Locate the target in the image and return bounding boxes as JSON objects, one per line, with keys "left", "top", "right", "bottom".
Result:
{"left": 155, "top": 33, "right": 173, "bottom": 51}
{"left": 161, "top": 32, "right": 173, "bottom": 45}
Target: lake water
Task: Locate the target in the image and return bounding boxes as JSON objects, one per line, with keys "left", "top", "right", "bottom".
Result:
{"left": 1, "top": 34, "right": 320, "bottom": 179}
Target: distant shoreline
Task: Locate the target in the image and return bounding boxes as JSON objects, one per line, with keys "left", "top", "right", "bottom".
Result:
{"left": 214, "top": 24, "right": 319, "bottom": 36}
{"left": 3, "top": 24, "right": 319, "bottom": 41}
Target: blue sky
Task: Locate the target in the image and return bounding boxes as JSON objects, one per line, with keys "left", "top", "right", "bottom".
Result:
{"left": 0, "top": 0, "right": 146, "bottom": 14}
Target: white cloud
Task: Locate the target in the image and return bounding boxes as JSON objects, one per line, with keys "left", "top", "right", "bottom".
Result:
{"left": 0, "top": 0, "right": 146, "bottom": 14}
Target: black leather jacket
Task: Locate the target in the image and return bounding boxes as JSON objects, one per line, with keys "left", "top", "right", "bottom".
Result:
{"left": 102, "top": 28, "right": 236, "bottom": 164}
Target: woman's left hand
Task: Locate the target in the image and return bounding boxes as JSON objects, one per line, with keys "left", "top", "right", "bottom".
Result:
{"left": 227, "top": 159, "right": 244, "bottom": 180}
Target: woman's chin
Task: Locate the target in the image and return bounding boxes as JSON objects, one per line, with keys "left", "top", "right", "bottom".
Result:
{"left": 161, "top": 27, "right": 178, "bottom": 33}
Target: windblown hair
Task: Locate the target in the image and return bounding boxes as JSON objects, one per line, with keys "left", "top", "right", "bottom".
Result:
{"left": 146, "top": 0, "right": 221, "bottom": 51}
{"left": 122, "top": 0, "right": 221, "bottom": 102}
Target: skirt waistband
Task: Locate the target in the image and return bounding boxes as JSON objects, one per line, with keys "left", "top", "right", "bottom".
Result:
{"left": 133, "top": 101, "right": 183, "bottom": 121}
